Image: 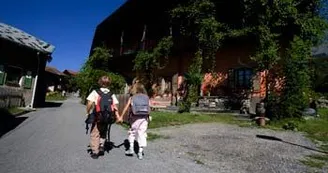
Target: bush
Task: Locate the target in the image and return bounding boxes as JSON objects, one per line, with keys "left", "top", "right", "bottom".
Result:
{"left": 46, "top": 91, "right": 66, "bottom": 101}
{"left": 76, "top": 69, "right": 126, "bottom": 102}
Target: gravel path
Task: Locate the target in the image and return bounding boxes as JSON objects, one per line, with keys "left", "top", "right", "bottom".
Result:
{"left": 0, "top": 97, "right": 320, "bottom": 173}
{"left": 148, "top": 123, "right": 319, "bottom": 173}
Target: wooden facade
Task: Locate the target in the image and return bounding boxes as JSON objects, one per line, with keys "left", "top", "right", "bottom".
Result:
{"left": 0, "top": 23, "right": 55, "bottom": 108}
{"left": 90, "top": 0, "right": 269, "bottom": 112}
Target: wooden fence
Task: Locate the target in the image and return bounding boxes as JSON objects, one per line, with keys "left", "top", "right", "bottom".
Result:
{"left": 116, "top": 94, "right": 130, "bottom": 122}
{"left": 0, "top": 92, "right": 24, "bottom": 108}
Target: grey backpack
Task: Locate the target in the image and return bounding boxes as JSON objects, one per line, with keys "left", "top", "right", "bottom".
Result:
{"left": 131, "top": 94, "right": 150, "bottom": 116}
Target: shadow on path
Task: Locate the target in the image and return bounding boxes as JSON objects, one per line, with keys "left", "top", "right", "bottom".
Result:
{"left": 39, "top": 101, "right": 63, "bottom": 108}
{"left": 0, "top": 109, "right": 28, "bottom": 138}
{"left": 86, "top": 139, "right": 145, "bottom": 157}
{"left": 256, "top": 135, "right": 328, "bottom": 154}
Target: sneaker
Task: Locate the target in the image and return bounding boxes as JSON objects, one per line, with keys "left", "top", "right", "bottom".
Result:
{"left": 99, "top": 146, "right": 105, "bottom": 156}
{"left": 125, "top": 149, "right": 134, "bottom": 156}
{"left": 137, "top": 152, "right": 143, "bottom": 160}
{"left": 90, "top": 153, "right": 99, "bottom": 159}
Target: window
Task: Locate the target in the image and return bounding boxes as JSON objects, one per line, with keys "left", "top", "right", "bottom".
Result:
{"left": 228, "top": 68, "right": 253, "bottom": 89}
{"left": 5, "top": 66, "right": 23, "bottom": 87}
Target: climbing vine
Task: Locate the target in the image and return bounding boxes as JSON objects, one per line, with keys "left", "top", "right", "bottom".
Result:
{"left": 131, "top": 0, "right": 328, "bottom": 117}
{"left": 133, "top": 36, "right": 173, "bottom": 91}
{"left": 134, "top": 36, "right": 173, "bottom": 71}
{"left": 171, "top": 0, "right": 226, "bottom": 112}
{"left": 243, "top": 0, "right": 328, "bottom": 119}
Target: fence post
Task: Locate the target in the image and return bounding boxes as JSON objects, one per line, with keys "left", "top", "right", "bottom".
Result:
{"left": 117, "top": 94, "right": 130, "bottom": 123}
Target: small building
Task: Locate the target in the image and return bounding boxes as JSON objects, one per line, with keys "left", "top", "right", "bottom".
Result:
{"left": 45, "top": 66, "right": 65, "bottom": 92}
{"left": 63, "top": 69, "right": 78, "bottom": 77}
{"left": 0, "top": 22, "right": 55, "bottom": 108}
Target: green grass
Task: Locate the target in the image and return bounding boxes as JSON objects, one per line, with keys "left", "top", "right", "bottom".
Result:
{"left": 300, "top": 158, "right": 326, "bottom": 169}
{"left": 8, "top": 107, "right": 25, "bottom": 115}
{"left": 147, "top": 132, "right": 169, "bottom": 141}
{"left": 119, "top": 111, "right": 249, "bottom": 141}
{"left": 147, "top": 110, "right": 328, "bottom": 169}
{"left": 46, "top": 93, "right": 67, "bottom": 101}
{"left": 148, "top": 111, "right": 249, "bottom": 129}
{"left": 266, "top": 109, "right": 328, "bottom": 170}
{"left": 299, "top": 109, "right": 328, "bottom": 143}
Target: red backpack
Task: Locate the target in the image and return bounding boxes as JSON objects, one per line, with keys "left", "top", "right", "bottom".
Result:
{"left": 94, "top": 89, "right": 114, "bottom": 123}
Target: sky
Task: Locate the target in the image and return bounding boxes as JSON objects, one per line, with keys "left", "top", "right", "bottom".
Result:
{"left": 0, "top": 0, "right": 126, "bottom": 72}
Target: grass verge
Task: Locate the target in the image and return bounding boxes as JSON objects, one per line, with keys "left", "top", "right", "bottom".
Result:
{"left": 46, "top": 92, "right": 67, "bottom": 101}
{"left": 7, "top": 107, "right": 26, "bottom": 115}
{"left": 267, "top": 109, "right": 328, "bottom": 170}
{"left": 147, "top": 132, "right": 169, "bottom": 141}
{"left": 119, "top": 111, "right": 250, "bottom": 141}
{"left": 148, "top": 111, "right": 251, "bottom": 129}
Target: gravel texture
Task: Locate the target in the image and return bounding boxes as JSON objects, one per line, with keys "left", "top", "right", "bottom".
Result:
{"left": 148, "top": 122, "right": 321, "bottom": 173}
{"left": 0, "top": 97, "right": 321, "bottom": 173}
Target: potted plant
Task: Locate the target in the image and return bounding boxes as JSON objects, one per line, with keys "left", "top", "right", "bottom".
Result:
{"left": 254, "top": 102, "right": 270, "bottom": 126}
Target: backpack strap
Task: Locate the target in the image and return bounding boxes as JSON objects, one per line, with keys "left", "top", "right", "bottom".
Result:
{"left": 96, "top": 89, "right": 112, "bottom": 97}
{"left": 96, "top": 89, "right": 104, "bottom": 96}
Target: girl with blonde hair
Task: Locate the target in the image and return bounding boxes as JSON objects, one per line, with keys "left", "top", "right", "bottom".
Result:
{"left": 117, "top": 83, "right": 150, "bottom": 160}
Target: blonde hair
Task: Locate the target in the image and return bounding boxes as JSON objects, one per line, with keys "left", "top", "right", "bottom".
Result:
{"left": 130, "top": 83, "right": 147, "bottom": 95}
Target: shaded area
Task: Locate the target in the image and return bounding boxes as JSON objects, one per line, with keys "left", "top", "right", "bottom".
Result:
{"left": 86, "top": 139, "right": 129, "bottom": 154}
{"left": 86, "top": 122, "right": 129, "bottom": 155}
{"left": 0, "top": 108, "right": 28, "bottom": 138}
{"left": 38, "top": 101, "right": 63, "bottom": 108}
{"left": 256, "top": 135, "right": 328, "bottom": 154}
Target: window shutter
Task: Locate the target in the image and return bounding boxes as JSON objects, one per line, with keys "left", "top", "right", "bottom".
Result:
{"left": 24, "top": 71, "right": 33, "bottom": 89}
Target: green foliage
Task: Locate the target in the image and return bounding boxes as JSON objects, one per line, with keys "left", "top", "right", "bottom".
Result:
{"left": 76, "top": 46, "right": 126, "bottom": 101}
{"left": 269, "top": 108, "right": 328, "bottom": 169}
{"left": 62, "top": 76, "right": 78, "bottom": 92}
{"left": 243, "top": 0, "right": 328, "bottom": 119}
{"left": 133, "top": 36, "right": 173, "bottom": 90}
{"left": 282, "top": 121, "right": 300, "bottom": 131}
{"left": 46, "top": 91, "right": 67, "bottom": 101}
{"left": 250, "top": 25, "right": 280, "bottom": 71}
{"left": 312, "top": 58, "right": 328, "bottom": 93}
{"left": 134, "top": 36, "right": 173, "bottom": 71}
{"left": 171, "top": 0, "right": 225, "bottom": 112}
{"left": 281, "top": 37, "right": 312, "bottom": 118}
{"left": 171, "top": 0, "right": 224, "bottom": 71}
{"left": 76, "top": 69, "right": 126, "bottom": 101}
{"left": 84, "top": 45, "right": 113, "bottom": 71}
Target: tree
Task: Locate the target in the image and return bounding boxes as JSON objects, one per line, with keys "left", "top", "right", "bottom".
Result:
{"left": 312, "top": 58, "right": 328, "bottom": 93}
{"left": 133, "top": 36, "right": 173, "bottom": 93}
{"left": 62, "top": 75, "right": 78, "bottom": 93}
{"left": 76, "top": 45, "right": 126, "bottom": 102}
{"left": 171, "top": 0, "right": 225, "bottom": 112}
{"left": 243, "top": 0, "right": 328, "bottom": 119}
